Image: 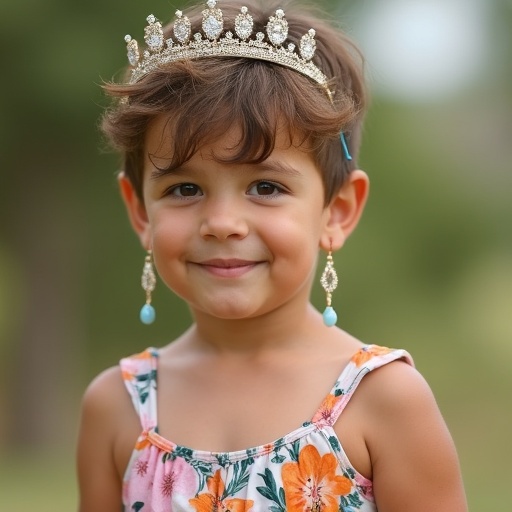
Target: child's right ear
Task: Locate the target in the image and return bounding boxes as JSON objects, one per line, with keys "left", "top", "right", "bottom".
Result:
{"left": 118, "top": 173, "right": 151, "bottom": 249}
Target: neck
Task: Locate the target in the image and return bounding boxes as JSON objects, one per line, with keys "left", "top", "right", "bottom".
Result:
{"left": 185, "top": 301, "right": 326, "bottom": 357}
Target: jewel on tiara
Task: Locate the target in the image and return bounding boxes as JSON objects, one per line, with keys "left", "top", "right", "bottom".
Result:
{"left": 123, "top": 1, "right": 331, "bottom": 97}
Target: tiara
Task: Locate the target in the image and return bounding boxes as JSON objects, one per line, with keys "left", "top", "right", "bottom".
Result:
{"left": 124, "top": 0, "right": 331, "bottom": 97}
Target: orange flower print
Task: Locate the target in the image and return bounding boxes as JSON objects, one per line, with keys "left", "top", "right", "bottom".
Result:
{"left": 311, "top": 393, "right": 342, "bottom": 424}
{"left": 133, "top": 350, "right": 153, "bottom": 360}
{"left": 122, "top": 369, "right": 135, "bottom": 381}
{"left": 351, "top": 345, "right": 392, "bottom": 367}
{"left": 189, "top": 470, "right": 254, "bottom": 512}
{"left": 282, "top": 445, "right": 351, "bottom": 512}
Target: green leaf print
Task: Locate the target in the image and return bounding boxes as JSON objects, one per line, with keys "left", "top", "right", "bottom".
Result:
{"left": 343, "top": 467, "right": 356, "bottom": 480}
{"left": 279, "top": 487, "right": 286, "bottom": 505}
{"left": 286, "top": 439, "right": 301, "bottom": 462}
{"left": 215, "top": 453, "right": 230, "bottom": 467}
{"left": 174, "top": 446, "right": 194, "bottom": 461}
{"left": 256, "top": 469, "right": 286, "bottom": 512}
{"left": 244, "top": 448, "right": 257, "bottom": 465}
{"left": 131, "top": 502, "right": 144, "bottom": 511}
{"left": 136, "top": 370, "right": 157, "bottom": 383}
{"left": 259, "top": 468, "right": 277, "bottom": 494}
{"left": 257, "top": 486, "right": 277, "bottom": 501}
{"left": 189, "top": 459, "right": 214, "bottom": 495}
{"left": 190, "top": 459, "right": 213, "bottom": 476}
{"left": 241, "top": 457, "right": 254, "bottom": 474}
{"left": 328, "top": 435, "right": 341, "bottom": 452}
{"left": 135, "top": 370, "right": 156, "bottom": 405}
{"left": 348, "top": 491, "right": 364, "bottom": 508}
{"left": 273, "top": 437, "right": 285, "bottom": 449}
{"left": 271, "top": 451, "right": 286, "bottom": 464}
{"left": 224, "top": 460, "right": 251, "bottom": 498}
{"left": 340, "top": 490, "right": 364, "bottom": 510}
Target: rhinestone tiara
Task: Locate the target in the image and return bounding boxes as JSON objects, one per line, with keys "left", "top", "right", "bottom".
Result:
{"left": 124, "top": 0, "right": 331, "bottom": 97}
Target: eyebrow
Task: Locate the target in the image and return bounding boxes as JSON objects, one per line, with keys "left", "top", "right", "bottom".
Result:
{"left": 254, "top": 160, "right": 302, "bottom": 177}
{"left": 150, "top": 165, "right": 188, "bottom": 180}
{"left": 149, "top": 159, "right": 302, "bottom": 180}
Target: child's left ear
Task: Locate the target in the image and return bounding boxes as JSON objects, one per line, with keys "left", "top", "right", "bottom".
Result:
{"left": 320, "top": 170, "right": 369, "bottom": 251}
{"left": 118, "top": 173, "right": 152, "bottom": 250}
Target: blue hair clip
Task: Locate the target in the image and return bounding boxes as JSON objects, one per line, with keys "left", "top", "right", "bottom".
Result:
{"left": 340, "top": 133, "right": 352, "bottom": 161}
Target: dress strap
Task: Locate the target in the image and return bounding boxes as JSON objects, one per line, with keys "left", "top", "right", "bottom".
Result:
{"left": 312, "top": 344, "right": 414, "bottom": 427}
{"left": 119, "top": 348, "right": 159, "bottom": 431}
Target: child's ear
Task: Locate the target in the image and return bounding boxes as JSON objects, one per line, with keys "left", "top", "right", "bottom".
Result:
{"left": 320, "top": 170, "right": 369, "bottom": 251}
{"left": 118, "top": 173, "right": 151, "bottom": 249}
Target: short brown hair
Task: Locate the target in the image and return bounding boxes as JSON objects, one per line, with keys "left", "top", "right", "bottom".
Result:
{"left": 101, "top": 0, "right": 367, "bottom": 204}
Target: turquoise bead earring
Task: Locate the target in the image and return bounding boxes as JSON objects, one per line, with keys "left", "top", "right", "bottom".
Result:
{"left": 320, "top": 247, "right": 338, "bottom": 327}
{"left": 140, "top": 249, "right": 156, "bottom": 324}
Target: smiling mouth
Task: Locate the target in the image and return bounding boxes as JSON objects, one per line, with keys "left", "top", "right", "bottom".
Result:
{"left": 193, "top": 259, "right": 261, "bottom": 277}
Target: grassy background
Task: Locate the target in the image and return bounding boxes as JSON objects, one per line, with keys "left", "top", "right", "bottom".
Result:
{"left": 1, "top": 0, "right": 511, "bottom": 510}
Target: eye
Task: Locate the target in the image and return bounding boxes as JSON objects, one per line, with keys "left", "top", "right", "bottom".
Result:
{"left": 247, "top": 181, "right": 284, "bottom": 197}
{"left": 168, "top": 183, "right": 203, "bottom": 197}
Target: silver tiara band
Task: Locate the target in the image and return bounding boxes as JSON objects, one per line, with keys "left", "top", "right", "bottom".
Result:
{"left": 124, "top": 1, "right": 332, "bottom": 97}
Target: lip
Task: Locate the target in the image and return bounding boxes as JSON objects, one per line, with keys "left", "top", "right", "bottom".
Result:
{"left": 192, "top": 258, "right": 262, "bottom": 278}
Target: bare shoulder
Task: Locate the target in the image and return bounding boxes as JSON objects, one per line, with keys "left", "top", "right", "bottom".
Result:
{"left": 357, "top": 360, "right": 452, "bottom": 466}
{"left": 81, "top": 366, "right": 128, "bottom": 420}
{"left": 78, "top": 365, "right": 138, "bottom": 444}
{"left": 79, "top": 364, "right": 141, "bottom": 461}
{"left": 77, "top": 366, "right": 140, "bottom": 512}
{"left": 357, "top": 360, "right": 467, "bottom": 512}
{"left": 359, "top": 359, "right": 437, "bottom": 419}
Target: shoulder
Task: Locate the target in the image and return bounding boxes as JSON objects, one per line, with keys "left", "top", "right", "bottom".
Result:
{"left": 355, "top": 358, "right": 445, "bottom": 454}
{"left": 360, "top": 356, "right": 432, "bottom": 416}
{"left": 355, "top": 358, "right": 467, "bottom": 511}
{"left": 81, "top": 365, "right": 126, "bottom": 412}
{"left": 77, "top": 365, "right": 138, "bottom": 511}
{"left": 79, "top": 359, "right": 145, "bottom": 452}
{"left": 79, "top": 365, "right": 134, "bottom": 450}
{"left": 78, "top": 361, "right": 144, "bottom": 464}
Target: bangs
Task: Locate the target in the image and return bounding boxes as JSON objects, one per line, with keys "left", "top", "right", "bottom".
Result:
{"left": 104, "top": 58, "right": 356, "bottom": 197}
{"left": 165, "top": 59, "right": 354, "bottom": 170}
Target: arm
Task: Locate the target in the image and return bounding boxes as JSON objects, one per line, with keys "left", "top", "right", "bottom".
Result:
{"left": 76, "top": 367, "right": 128, "bottom": 512}
{"left": 362, "top": 361, "right": 467, "bottom": 512}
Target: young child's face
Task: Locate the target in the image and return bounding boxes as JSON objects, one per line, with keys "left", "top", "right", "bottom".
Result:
{"left": 137, "top": 115, "right": 332, "bottom": 321}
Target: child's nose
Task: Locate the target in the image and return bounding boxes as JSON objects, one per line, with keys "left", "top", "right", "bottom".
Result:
{"left": 199, "top": 198, "right": 249, "bottom": 240}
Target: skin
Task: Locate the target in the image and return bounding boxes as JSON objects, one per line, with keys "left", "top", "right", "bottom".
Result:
{"left": 76, "top": 118, "right": 467, "bottom": 512}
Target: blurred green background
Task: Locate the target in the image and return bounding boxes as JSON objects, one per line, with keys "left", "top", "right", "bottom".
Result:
{"left": 0, "top": 0, "right": 510, "bottom": 510}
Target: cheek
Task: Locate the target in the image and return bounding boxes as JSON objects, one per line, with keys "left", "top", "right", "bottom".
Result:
{"left": 148, "top": 210, "right": 191, "bottom": 276}
{"left": 262, "top": 211, "right": 323, "bottom": 262}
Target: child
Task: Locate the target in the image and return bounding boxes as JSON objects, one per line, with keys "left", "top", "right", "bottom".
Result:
{"left": 77, "top": 1, "right": 467, "bottom": 510}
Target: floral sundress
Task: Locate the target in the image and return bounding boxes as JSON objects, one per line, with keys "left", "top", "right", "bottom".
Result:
{"left": 120, "top": 344, "right": 413, "bottom": 511}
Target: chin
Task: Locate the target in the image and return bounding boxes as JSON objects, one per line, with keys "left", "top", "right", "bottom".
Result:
{"left": 208, "top": 307, "right": 257, "bottom": 321}
{"left": 193, "top": 300, "right": 264, "bottom": 321}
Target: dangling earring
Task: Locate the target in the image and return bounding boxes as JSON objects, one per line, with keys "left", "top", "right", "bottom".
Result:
{"left": 140, "top": 249, "right": 156, "bottom": 324}
{"left": 320, "top": 247, "right": 338, "bottom": 327}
